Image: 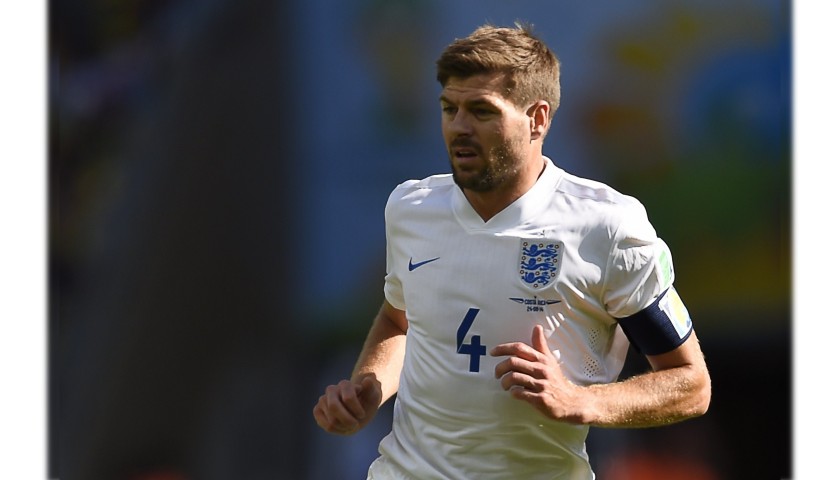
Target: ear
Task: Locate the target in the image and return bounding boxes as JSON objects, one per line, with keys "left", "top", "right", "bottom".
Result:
{"left": 527, "top": 101, "right": 551, "bottom": 141}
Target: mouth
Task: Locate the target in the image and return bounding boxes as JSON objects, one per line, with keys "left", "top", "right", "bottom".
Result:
{"left": 450, "top": 140, "right": 482, "bottom": 162}
{"left": 453, "top": 148, "right": 478, "bottom": 159}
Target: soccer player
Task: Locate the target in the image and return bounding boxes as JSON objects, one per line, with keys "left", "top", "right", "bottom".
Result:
{"left": 312, "top": 22, "right": 712, "bottom": 479}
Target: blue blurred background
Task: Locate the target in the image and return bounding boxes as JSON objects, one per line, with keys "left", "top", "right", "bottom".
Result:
{"left": 50, "top": 0, "right": 791, "bottom": 479}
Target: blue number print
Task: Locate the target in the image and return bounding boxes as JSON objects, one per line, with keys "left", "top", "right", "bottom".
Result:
{"left": 456, "top": 308, "right": 487, "bottom": 372}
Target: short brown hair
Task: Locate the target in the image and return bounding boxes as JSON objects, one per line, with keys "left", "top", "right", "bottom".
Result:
{"left": 436, "top": 22, "right": 561, "bottom": 120}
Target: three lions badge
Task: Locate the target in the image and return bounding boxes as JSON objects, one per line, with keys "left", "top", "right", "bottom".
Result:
{"left": 519, "top": 240, "right": 561, "bottom": 289}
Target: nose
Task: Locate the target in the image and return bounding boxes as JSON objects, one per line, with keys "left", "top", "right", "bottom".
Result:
{"left": 446, "top": 109, "right": 473, "bottom": 136}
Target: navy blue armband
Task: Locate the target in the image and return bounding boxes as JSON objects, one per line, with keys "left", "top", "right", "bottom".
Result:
{"left": 615, "top": 288, "right": 694, "bottom": 356}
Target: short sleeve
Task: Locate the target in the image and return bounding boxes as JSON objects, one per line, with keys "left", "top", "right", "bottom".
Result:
{"left": 602, "top": 201, "right": 675, "bottom": 319}
{"left": 383, "top": 184, "right": 406, "bottom": 310}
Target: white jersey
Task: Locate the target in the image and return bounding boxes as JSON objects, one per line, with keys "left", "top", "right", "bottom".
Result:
{"left": 369, "top": 157, "right": 677, "bottom": 480}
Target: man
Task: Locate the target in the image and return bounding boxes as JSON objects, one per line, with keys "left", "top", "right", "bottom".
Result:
{"left": 313, "top": 23, "right": 711, "bottom": 479}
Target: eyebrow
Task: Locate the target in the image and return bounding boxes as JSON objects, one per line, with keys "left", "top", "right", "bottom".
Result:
{"left": 438, "top": 95, "right": 498, "bottom": 109}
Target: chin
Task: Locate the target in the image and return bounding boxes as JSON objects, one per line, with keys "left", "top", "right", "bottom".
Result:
{"left": 453, "top": 172, "right": 495, "bottom": 192}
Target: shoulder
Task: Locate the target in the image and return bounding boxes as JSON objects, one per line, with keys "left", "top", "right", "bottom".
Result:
{"left": 552, "top": 169, "right": 652, "bottom": 237}
{"left": 389, "top": 174, "right": 454, "bottom": 198}
{"left": 555, "top": 169, "right": 641, "bottom": 210}
{"left": 385, "top": 174, "right": 455, "bottom": 215}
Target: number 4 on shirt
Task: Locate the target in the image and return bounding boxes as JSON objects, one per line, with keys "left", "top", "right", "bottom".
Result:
{"left": 456, "top": 308, "right": 487, "bottom": 372}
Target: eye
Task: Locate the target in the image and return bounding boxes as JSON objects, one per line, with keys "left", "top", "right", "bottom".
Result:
{"left": 441, "top": 105, "right": 457, "bottom": 115}
{"left": 473, "top": 108, "right": 494, "bottom": 119}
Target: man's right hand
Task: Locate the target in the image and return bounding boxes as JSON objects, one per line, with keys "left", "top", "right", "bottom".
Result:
{"left": 313, "top": 375, "right": 383, "bottom": 435}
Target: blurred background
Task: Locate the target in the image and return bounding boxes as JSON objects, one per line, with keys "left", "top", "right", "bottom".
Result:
{"left": 49, "top": 0, "right": 791, "bottom": 479}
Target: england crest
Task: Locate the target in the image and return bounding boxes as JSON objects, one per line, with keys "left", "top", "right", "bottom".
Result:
{"left": 519, "top": 240, "right": 562, "bottom": 289}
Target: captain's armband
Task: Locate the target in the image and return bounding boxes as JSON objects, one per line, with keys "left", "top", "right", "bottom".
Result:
{"left": 615, "top": 288, "right": 693, "bottom": 356}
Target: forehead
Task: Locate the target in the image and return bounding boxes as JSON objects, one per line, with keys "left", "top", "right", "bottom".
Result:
{"left": 440, "top": 72, "right": 510, "bottom": 104}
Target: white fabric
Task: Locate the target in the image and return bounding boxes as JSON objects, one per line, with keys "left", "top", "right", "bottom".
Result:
{"left": 372, "top": 157, "right": 675, "bottom": 480}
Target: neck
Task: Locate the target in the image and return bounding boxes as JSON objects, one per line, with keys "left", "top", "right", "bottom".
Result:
{"left": 464, "top": 155, "right": 546, "bottom": 222}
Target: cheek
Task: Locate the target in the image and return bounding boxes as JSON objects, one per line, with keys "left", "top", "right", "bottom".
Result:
{"left": 492, "top": 123, "right": 526, "bottom": 146}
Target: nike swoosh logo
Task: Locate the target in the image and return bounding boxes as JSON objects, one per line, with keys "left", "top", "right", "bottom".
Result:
{"left": 408, "top": 257, "right": 440, "bottom": 271}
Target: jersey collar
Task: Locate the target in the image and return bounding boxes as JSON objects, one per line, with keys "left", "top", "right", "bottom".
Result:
{"left": 451, "top": 156, "right": 563, "bottom": 232}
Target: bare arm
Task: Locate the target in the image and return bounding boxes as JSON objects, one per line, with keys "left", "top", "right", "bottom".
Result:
{"left": 313, "top": 301, "right": 407, "bottom": 435}
{"left": 491, "top": 326, "right": 711, "bottom": 428}
{"left": 580, "top": 330, "right": 711, "bottom": 427}
{"left": 350, "top": 301, "right": 408, "bottom": 404}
